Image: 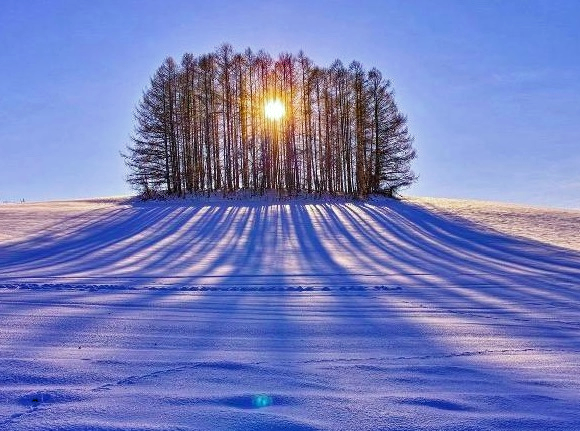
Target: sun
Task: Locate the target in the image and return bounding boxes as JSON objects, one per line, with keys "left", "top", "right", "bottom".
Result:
{"left": 264, "top": 99, "right": 285, "bottom": 121}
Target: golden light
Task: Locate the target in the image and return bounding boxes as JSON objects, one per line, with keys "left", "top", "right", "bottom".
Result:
{"left": 264, "top": 99, "right": 285, "bottom": 121}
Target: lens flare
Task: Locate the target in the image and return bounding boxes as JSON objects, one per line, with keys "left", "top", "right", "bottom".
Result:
{"left": 252, "top": 394, "right": 273, "bottom": 408}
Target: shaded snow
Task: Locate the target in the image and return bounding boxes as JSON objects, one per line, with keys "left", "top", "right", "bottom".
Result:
{"left": 0, "top": 196, "right": 579, "bottom": 430}
{"left": 411, "top": 196, "right": 580, "bottom": 251}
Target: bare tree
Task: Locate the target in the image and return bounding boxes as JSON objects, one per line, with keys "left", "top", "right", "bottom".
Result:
{"left": 124, "top": 45, "right": 417, "bottom": 198}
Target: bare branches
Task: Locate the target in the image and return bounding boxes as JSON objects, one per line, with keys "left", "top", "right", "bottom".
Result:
{"left": 123, "top": 45, "right": 417, "bottom": 198}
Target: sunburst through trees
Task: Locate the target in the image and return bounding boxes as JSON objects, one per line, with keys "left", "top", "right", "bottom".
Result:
{"left": 264, "top": 99, "right": 285, "bottom": 121}
{"left": 123, "top": 44, "right": 417, "bottom": 197}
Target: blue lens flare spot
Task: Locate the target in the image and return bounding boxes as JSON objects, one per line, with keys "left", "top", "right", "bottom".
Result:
{"left": 252, "top": 394, "right": 273, "bottom": 408}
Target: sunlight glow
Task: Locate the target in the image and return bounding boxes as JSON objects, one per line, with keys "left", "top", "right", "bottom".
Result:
{"left": 264, "top": 99, "right": 285, "bottom": 121}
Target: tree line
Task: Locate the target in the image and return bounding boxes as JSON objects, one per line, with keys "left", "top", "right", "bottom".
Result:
{"left": 123, "top": 44, "right": 417, "bottom": 197}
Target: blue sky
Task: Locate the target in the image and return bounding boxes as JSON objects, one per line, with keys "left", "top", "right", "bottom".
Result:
{"left": 1, "top": 0, "right": 579, "bottom": 208}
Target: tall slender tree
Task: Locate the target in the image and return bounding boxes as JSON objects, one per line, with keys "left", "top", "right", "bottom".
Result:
{"left": 123, "top": 45, "right": 417, "bottom": 198}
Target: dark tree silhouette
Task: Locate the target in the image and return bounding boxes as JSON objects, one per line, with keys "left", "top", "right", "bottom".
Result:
{"left": 123, "top": 44, "right": 417, "bottom": 198}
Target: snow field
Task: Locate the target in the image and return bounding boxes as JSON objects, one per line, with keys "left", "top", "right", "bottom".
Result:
{"left": 0, "top": 196, "right": 579, "bottom": 430}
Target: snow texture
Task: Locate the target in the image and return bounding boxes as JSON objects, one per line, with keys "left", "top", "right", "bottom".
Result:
{"left": 412, "top": 196, "right": 580, "bottom": 251}
{"left": 0, "top": 196, "right": 579, "bottom": 430}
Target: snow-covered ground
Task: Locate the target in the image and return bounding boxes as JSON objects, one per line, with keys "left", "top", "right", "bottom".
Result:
{"left": 1, "top": 196, "right": 579, "bottom": 430}
{"left": 411, "top": 196, "right": 580, "bottom": 251}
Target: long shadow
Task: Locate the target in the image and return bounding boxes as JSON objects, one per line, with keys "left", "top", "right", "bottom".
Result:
{"left": 0, "top": 205, "right": 193, "bottom": 277}
{"left": 2, "top": 198, "right": 580, "bottom": 429}
{"left": 1, "top": 198, "right": 579, "bottom": 304}
{"left": 1, "top": 198, "right": 579, "bottom": 289}
{"left": 365, "top": 200, "right": 580, "bottom": 278}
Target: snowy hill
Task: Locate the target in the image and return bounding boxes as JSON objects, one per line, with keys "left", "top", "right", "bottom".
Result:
{"left": 412, "top": 196, "right": 580, "bottom": 252}
{"left": 1, "top": 196, "right": 579, "bottom": 430}
{"left": 1, "top": 196, "right": 579, "bottom": 287}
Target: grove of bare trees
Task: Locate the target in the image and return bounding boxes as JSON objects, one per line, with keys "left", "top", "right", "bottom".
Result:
{"left": 123, "top": 44, "right": 417, "bottom": 198}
